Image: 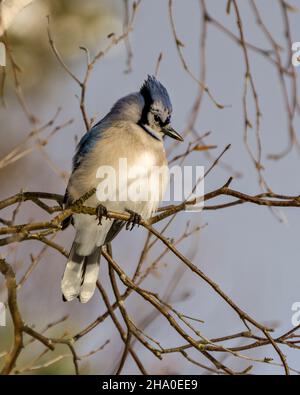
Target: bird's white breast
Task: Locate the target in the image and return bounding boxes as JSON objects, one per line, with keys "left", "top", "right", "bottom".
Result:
{"left": 68, "top": 122, "right": 169, "bottom": 219}
{"left": 123, "top": 151, "right": 169, "bottom": 218}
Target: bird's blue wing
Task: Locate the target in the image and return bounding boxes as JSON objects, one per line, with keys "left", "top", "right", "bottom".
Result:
{"left": 62, "top": 120, "right": 105, "bottom": 210}
{"left": 72, "top": 120, "right": 105, "bottom": 171}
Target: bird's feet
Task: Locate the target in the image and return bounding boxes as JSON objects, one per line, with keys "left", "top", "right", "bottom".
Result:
{"left": 125, "top": 209, "right": 142, "bottom": 231}
{"left": 96, "top": 204, "right": 108, "bottom": 225}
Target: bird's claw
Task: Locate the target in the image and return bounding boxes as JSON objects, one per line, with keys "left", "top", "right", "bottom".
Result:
{"left": 125, "top": 210, "right": 142, "bottom": 231}
{"left": 96, "top": 204, "right": 108, "bottom": 225}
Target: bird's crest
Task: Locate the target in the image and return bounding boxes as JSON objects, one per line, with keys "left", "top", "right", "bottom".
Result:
{"left": 140, "top": 75, "right": 172, "bottom": 112}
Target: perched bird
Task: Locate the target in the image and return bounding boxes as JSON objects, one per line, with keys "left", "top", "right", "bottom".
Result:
{"left": 61, "top": 75, "right": 183, "bottom": 303}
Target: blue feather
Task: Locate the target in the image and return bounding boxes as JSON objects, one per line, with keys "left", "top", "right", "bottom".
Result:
{"left": 140, "top": 75, "right": 172, "bottom": 113}
{"left": 72, "top": 123, "right": 104, "bottom": 170}
{"left": 72, "top": 77, "right": 171, "bottom": 172}
{"left": 72, "top": 93, "right": 145, "bottom": 171}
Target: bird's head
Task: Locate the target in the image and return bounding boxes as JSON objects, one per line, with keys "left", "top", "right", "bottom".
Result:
{"left": 139, "top": 75, "right": 183, "bottom": 142}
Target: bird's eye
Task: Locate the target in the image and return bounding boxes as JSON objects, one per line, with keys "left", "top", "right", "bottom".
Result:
{"left": 154, "top": 114, "right": 161, "bottom": 124}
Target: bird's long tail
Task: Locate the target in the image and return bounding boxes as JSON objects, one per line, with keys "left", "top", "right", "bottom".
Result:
{"left": 61, "top": 242, "right": 101, "bottom": 303}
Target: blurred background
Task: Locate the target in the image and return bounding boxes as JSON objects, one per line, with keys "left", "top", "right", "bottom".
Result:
{"left": 0, "top": 0, "right": 300, "bottom": 374}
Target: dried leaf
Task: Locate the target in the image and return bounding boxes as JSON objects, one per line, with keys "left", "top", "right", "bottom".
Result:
{"left": 193, "top": 144, "right": 217, "bottom": 151}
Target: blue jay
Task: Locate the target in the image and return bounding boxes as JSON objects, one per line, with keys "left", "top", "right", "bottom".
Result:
{"left": 61, "top": 75, "right": 183, "bottom": 303}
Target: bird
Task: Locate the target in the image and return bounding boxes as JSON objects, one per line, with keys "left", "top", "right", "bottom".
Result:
{"left": 61, "top": 75, "right": 183, "bottom": 303}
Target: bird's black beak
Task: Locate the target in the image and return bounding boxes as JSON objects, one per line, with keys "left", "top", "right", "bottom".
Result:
{"left": 162, "top": 125, "right": 184, "bottom": 141}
